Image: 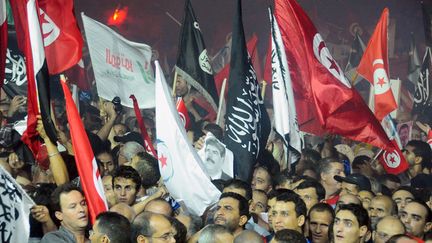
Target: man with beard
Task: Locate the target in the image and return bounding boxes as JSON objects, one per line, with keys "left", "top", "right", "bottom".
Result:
{"left": 308, "top": 203, "right": 335, "bottom": 243}
{"left": 368, "top": 195, "right": 397, "bottom": 230}
{"left": 204, "top": 137, "right": 230, "bottom": 180}
{"left": 214, "top": 192, "right": 250, "bottom": 237}
{"left": 41, "top": 183, "right": 89, "bottom": 243}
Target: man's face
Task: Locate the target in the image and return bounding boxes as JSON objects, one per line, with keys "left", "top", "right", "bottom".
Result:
{"left": 340, "top": 182, "right": 359, "bottom": 196}
{"left": 368, "top": 197, "right": 393, "bottom": 229}
{"left": 358, "top": 191, "right": 374, "bottom": 210}
{"left": 205, "top": 144, "right": 223, "bottom": 174}
{"left": 271, "top": 201, "right": 304, "bottom": 233}
{"left": 295, "top": 187, "right": 319, "bottom": 212}
{"left": 175, "top": 75, "right": 189, "bottom": 97}
{"left": 89, "top": 219, "right": 106, "bottom": 243}
{"left": 392, "top": 190, "right": 414, "bottom": 211}
{"left": 147, "top": 214, "right": 175, "bottom": 243}
{"left": 113, "top": 177, "right": 137, "bottom": 206}
{"left": 97, "top": 152, "right": 115, "bottom": 177}
{"left": 251, "top": 167, "right": 272, "bottom": 192}
{"left": 373, "top": 218, "right": 405, "bottom": 243}
{"left": 322, "top": 162, "right": 345, "bottom": 195}
{"left": 333, "top": 210, "right": 365, "bottom": 243}
{"left": 403, "top": 145, "right": 417, "bottom": 166}
{"left": 102, "top": 175, "right": 116, "bottom": 208}
{"left": 215, "top": 197, "right": 243, "bottom": 233}
{"left": 309, "top": 210, "right": 333, "bottom": 243}
{"left": 56, "top": 190, "right": 88, "bottom": 231}
{"left": 249, "top": 190, "right": 268, "bottom": 214}
{"left": 400, "top": 202, "right": 431, "bottom": 238}
{"left": 336, "top": 194, "right": 360, "bottom": 212}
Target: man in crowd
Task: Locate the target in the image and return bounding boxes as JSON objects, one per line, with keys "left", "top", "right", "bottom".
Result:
{"left": 131, "top": 212, "right": 176, "bottom": 243}
{"left": 41, "top": 183, "right": 89, "bottom": 243}
{"left": 392, "top": 187, "right": 415, "bottom": 211}
{"left": 404, "top": 140, "right": 432, "bottom": 177}
{"left": 112, "top": 166, "right": 141, "bottom": 206}
{"left": 318, "top": 158, "right": 345, "bottom": 207}
{"left": 308, "top": 203, "right": 335, "bottom": 243}
{"left": 400, "top": 200, "right": 432, "bottom": 239}
{"left": 214, "top": 192, "right": 250, "bottom": 237}
{"left": 295, "top": 179, "right": 325, "bottom": 212}
{"left": 198, "top": 224, "right": 233, "bottom": 243}
{"left": 271, "top": 192, "right": 307, "bottom": 233}
{"left": 372, "top": 216, "right": 405, "bottom": 243}
{"left": 333, "top": 204, "right": 370, "bottom": 243}
{"left": 334, "top": 173, "right": 371, "bottom": 197}
{"left": 96, "top": 150, "right": 117, "bottom": 177}
{"left": 144, "top": 198, "right": 173, "bottom": 217}
{"left": 89, "top": 212, "right": 131, "bottom": 243}
{"left": 368, "top": 195, "right": 397, "bottom": 230}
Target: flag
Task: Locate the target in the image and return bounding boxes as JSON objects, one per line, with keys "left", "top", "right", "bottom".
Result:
{"left": 214, "top": 34, "right": 258, "bottom": 98}
{"left": 176, "top": 97, "right": 191, "bottom": 129}
{"left": 407, "top": 34, "right": 420, "bottom": 90}
{"left": 10, "top": 0, "right": 58, "bottom": 155}
{"left": 274, "top": 0, "right": 392, "bottom": 150}
{"left": 412, "top": 47, "right": 432, "bottom": 115}
{"left": 0, "top": 165, "right": 34, "bottom": 243}
{"left": 175, "top": 0, "right": 218, "bottom": 111}
{"left": 64, "top": 59, "right": 91, "bottom": 91}
{"left": 130, "top": 94, "right": 157, "bottom": 157}
{"left": 3, "top": 30, "right": 28, "bottom": 97}
{"left": 38, "top": 0, "right": 83, "bottom": 74}
{"left": 224, "top": 0, "right": 270, "bottom": 182}
{"left": 82, "top": 13, "right": 155, "bottom": 108}
{"left": 423, "top": 1, "right": 432, "bottom": 48}
{"left": 0, "top": 0, "right": 7, "bottom": 89}
{"left": 269, "top": 9, "right": 302, "bottom": 164}
{"left": 357, "top": 8, "right": 397, "bottom": 122}
{"left": 60, "top": 77, "right": 108, "bottom": 224}
{"left": 345, "top": 33, "right": 366, "bottom": 85}
{"left": 155, "top": 60, "right": 220, "bottom": 216}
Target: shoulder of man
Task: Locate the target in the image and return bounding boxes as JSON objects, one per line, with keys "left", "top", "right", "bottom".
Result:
{"left": 40, "top": 227, "right": 76, "bottom": 243}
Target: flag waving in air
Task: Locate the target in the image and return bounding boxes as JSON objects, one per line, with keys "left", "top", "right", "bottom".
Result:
{"left": 61, "top": 76, "right": 108, "bottom": 223}
{"left": 274, "top": 0, "right": 392, "bottom": 151}
{"left": 0, "top": 0, "right": 7, "bottom": 88}
{"left": 357, "top": 8, "right": 397, "bottom": 122}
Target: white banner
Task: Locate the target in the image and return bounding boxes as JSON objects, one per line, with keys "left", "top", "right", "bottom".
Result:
{"left": 0, "top": 166, "right": 34, "bottom": 243}
{"left": 82, "top": 13, "right": 155, "bottom": 108}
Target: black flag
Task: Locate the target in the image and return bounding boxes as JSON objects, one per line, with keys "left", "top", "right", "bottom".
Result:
{"left": 413, "top": 47, "right": 432, "bottom": 118}
{"left": 224, "top": 0, "right": 270, "bottom": 182}
{"left": 423, "top": 1, "right": 432, "bottom": 48}
{"left": 344, "top": 33, "right": 366, "bottom": 86}
{"left": 175, "top": 0, "right": 219, "bottom": 111}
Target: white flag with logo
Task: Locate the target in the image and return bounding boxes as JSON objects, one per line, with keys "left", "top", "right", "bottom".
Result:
{"left": 0, "top": 166, "right": 34, "bottom": 243}
{"left": 269, "top": 10, "right": 303, "bottom": 164}
{"left": 155, "top": 61, "right": 220, "bottom": 216}
{"left": 82, "top": 13, "right": 155, "bottom": 108}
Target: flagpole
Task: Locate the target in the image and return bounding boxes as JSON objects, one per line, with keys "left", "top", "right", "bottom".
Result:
{"left": 172, "top": 71, "right": 178, "bottom": 97}
{"left": 261, "top": 80, "right": 267, "bottom": 99}
{"left": 216, "top": 78, "right": 227, "bottom": 126}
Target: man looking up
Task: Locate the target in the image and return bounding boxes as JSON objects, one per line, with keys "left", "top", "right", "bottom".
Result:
{"left": 333, "top": 204, "right": 370, "bottom": 243}
{"left": 214, "top": 192, "right": 250, "bottom": 237}
{"left": 112, "top": 166, "right": 141, "bottom": 206}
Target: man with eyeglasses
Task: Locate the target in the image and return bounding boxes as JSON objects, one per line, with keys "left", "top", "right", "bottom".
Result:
{"left": 131, "top": 212, "right": 176, "bottom": 243}
{"left": 89, "top": 212, "right": 131, "bottom": 243}
{"left": 372, "top": 216, "right": 405, "bottom": 243}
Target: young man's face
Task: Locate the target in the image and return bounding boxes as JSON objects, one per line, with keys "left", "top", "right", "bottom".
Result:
{"left": 295, "top": 187, "right": 319, "bottom": 212}
{"left": 113, "top": 177, "right": 137, "bottom": 206}
{"left": 56, "top": 190, "right": 88, "bottom": 232}
{"left": 271, "top": 201, "right": 304, "bottom": 233}
{"left": 333, "top": 210, "right": 366, "bottom": 243}
{"left": 309, "top": 210, "right": 333, "bottom": 243}
{"left": 400, "top": 202, "right": 432, "bottom": 238}
{"left": 251, "top": 167, "right": 272, "bottom": 192}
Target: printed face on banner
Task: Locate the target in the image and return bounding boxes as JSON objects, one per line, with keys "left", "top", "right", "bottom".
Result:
{"left": 199, "top": 134, "right": 233, "bottom": 180}
{"left": 397, "top": 121, "right": 413, "bottom": 148}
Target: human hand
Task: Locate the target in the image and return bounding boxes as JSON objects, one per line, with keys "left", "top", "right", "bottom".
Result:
{"left": 8, "top": 96, "right": 26, "bottom": 117}
{"left": 36, "top": 115, "right": 48, "bottom": 140}
{"left": 193, "top": 136, "right": 205, "bottom": 150}
{"left": 416, "top": 121, "right": 431, "bottom": 134}
{"left": 104, "top": 102, "right": 117, "bottom": 121}
{"left": 31, "top": 205, "right": 51, "bottom": 224}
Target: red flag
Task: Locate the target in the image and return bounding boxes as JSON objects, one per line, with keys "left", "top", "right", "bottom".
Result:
{"left": 379, "top": 139, "right": 409, "bottom": 174}
{"left": 176, "top": 97, "right": 190, "bottom": 129}
{"left": 64, "top": 59, "right": 91, "bottom": 91}
{"left": 0, "top": 0, "right": 7, "bottom": 89}
{"left": 61, "top": 77, "right": 107, "bottom": 224}
{"left": 214, "top": 34, "right": 258, "bottom": 98}
{"left": 275, "top": 0, "right": 392, "bottom": 150}
{"left": 130, "top": 95, "right": 157, "bottom": 157}
{"left": 38, "top": 0, "right": 83, "bottom": 74}
{"left": 357, "top": 8, "right": 397, "bottom": 121}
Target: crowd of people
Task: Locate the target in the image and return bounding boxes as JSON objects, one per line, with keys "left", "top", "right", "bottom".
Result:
{"left": 0, "top": 69, "right": 432, "bottom": 243}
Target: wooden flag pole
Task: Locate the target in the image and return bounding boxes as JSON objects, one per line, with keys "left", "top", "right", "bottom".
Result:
{"left": 172, "top": 71, "right": 178, "bottom": 97}
{"left": 216, "top": 78, "right": 227, "bottom": 126}
{"left": 261, "top": 80, "right": 267, "bottom": 99}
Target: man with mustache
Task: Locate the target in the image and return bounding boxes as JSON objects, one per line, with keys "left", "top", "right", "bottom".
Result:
{"left": 214, "top": 192, "right": 250, "bottom": 237}
{"left": 204, "top": 137, "right": 230, "bottom": 180}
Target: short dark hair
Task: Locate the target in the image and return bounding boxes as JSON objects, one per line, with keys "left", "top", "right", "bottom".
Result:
{"left": 405, "top": 199, "right": 432, "bottom": 223}
{"left": 96, "top": 212, "right": 131, "bottom": 243}
{"left": 96, "top": 150, "right": 118, "bottom": 171}
{"left": 170, "top": 217, "right": 187, "bottom": 243}
{"left": 219, "top": 192, "right": 250, "bottom": 221}
{"left": 50, "top": 182, "right": 83, "bottom": 213}
{"left": 406, "top": 140, "right": 432, "bottom": 169}
{"left": 351, "top": 156, "right": 371, "bottom": 170}
{"left": 273, "top": 229, "right": 307, "bottom": 243}
{"left": 268, "top": 189, "right": 294, "bottom": 201}
{"left": 276, "top": 192, "right": 307, "bottom": 218}
{"left": 308, "top": 203, "right": 335, "bottom": 219}
{"left": 337, "top": 204, "right": 370, "bottom": 230}
{"left": 131, "top": 212, "right": 168, "bottom": 242}
{"left": 133, "top": 152, "right": 160, "bottom": 188}
{"left": 224, "top": 179, "right": 252, "bottom": 201}
{"left": 203, "top": 123, "right": 224, "bottom": 141}
{"left": 318, "top": 157, "right": 342, "bottom": 176}
{"left": 301, "top": 149, "right": 322, "bottom": 165}
{"left": 112, "top": 166, "right": 141, "bottom": 191}
{"left": 296, "top": 179, "right": 326, "bottom": 201}
{"left": 272, "top": 172, "right": 293, "bottom": 189}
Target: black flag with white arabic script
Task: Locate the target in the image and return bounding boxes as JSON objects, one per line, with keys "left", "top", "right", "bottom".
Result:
{"left": 412, "top": 47, "right": 432, "bottom": 118}
{"left": 175, "top": 0, "right": 219, "bottom": 111}
{"left": 224, "top": 0, "right": 270, "bottom": 182}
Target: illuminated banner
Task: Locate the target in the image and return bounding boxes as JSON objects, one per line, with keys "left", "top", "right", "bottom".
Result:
{"left": 82, "top": 13, "right": 155, "bottom": 108}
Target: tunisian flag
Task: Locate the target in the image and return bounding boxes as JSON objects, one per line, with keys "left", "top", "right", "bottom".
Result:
{"left": 38, "top": 0, "right": 83, "bottom": 74}
{"left": 0, "top": 0, "right": 6, "bottom": 88}
{"left": 130, "top": 95, "right": 157, "bottom": 157}
{"left": 357, "top": 9, "right": 397, "bottom": 121}
{"left": 274, "top": 0, "right": 392, "bottom": 150}
{"left": 176, "top": 97, "right": 191, "bottom": 129}
{"left": 61, "top": 76, "right": 107, "bottom": 223}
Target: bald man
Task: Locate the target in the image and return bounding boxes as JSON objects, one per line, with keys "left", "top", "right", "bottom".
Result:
{"left": 335, "top": 194, "right": 361, "bottom": 212}
{"left": 373, "top": 216, "right": 405, "bottom": 243}
{"left": 110, "top": 202, "right": 136, "bottom": 222}
{"left": 368, "top": 195, "right": 397, "bottom": 230}
{"left": 234, "top": 230, "right": 264, "bottom": 243}
{"left": 144, "top": 198, "right": 173, "bottom": 217}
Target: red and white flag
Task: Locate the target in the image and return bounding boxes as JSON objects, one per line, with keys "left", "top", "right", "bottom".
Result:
{"left": 60, "top": 76, "right": 107, "bottom": 224}
{"left": 274, "top": 0, "right": 392, "bottom": 150}
{"left": 357, "top": 8, "right": 397, "bottom": 122}
{"left": 64, "top": 59, "right": 91, "bottom": 91}
{"left": 38, "top": 0, "right": 83, "bottom": 74}
{"left": 176, "top": 97, "right": 190, "bottom": 129}
{"left": 130, "top": 94, "right": 157, "bottom": 157}
{"left": 0, "top": 0, "right": 7, "bottom": 88}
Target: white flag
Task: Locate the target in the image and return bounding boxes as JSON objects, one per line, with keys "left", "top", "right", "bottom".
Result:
{"left": 155, "top": 61, "right": 221, "bottom": 216}
{"left": 0, "top": 166, "right": 34, "bottom": 243}
{"left": 269, "top": 10, "right": 303, "bottom": 164}
{"left": 82, "top": 13, "right": 155, "bottom": 108}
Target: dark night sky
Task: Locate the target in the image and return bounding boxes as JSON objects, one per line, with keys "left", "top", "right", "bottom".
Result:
{"left": 74, "top": 0, "right": 429, "bottom": 80}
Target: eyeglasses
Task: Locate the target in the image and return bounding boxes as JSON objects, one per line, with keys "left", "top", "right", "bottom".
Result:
{"left": 143, "top": 232, "right": 175, "bottom": 241}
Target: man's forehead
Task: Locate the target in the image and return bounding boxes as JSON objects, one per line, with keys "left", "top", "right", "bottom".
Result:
{"left": 274, "top": 200, "right": 295, "bottom": 210}
{"left": 114, "top": 177, "right": 136, "bottom": 186}
{"left": 60, "top": 190, "right": 85, "bottom": 205}
{"left": 219, "top": 197, "right": 239, "bottom": 207}
{"left": 404, "top": 202, "right": 427, "bottom": 216}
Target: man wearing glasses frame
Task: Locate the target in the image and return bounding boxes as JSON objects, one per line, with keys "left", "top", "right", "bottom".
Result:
{"left": 131, "top": 212, "right": 176, "bottom": 243}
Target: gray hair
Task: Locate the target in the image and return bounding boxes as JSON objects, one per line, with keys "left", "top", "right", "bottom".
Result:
{"left": 198, "top": 224, "right": 231, "bottom": 243}
{"left": 123, "top": 141, "right": 145, "bottom": 161}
